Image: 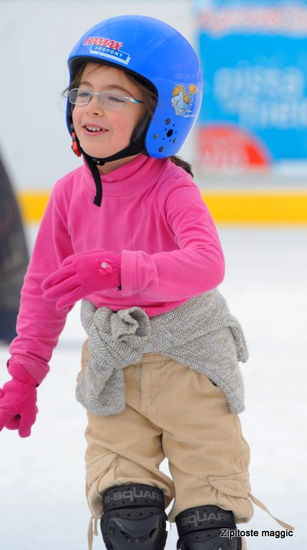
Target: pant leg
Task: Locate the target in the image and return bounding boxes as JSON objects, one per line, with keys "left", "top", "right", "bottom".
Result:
{"left": 82, "top": 351, "right": 175, "bottom": 519}
{"left": 81, "top": 343, "right": 253, "bottom": 526}
{"left": 143, "top": 357, "right": 253, "bottom": 524}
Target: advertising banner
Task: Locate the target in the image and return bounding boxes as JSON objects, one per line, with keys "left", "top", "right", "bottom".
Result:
{"left": 195, "top": 0, "right": 307, "bottom": 171}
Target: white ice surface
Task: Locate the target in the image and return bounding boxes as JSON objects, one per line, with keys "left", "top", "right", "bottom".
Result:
{"left": 1, "top": 226, "right": 306, "bottom": 549}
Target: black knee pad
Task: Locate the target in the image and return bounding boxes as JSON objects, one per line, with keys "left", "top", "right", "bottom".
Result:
{"left": 176, "top": 505, "right": 242, "bottom": 550}
{"left": 100, "top": 484, "right": 168, "bottom": 550}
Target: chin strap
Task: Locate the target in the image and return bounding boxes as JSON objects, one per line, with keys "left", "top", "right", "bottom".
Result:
{"left": 70, "top": 114, "right": 149, "bottom": 207}
{"left": 70, "top": 131, "right": 103, "bottom": 206}
{"left": 84, "top": 156, "right": 104, "bottom": 207}
{"left": 82, "top": 138, "right": 145, "bottom": 206}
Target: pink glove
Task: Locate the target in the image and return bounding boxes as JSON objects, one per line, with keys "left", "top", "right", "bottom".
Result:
{"left": 0, "top": 361, "right": 38, "bottom": 438}
{"left": 42, "top": 249, "right": 121, "bottom": 311}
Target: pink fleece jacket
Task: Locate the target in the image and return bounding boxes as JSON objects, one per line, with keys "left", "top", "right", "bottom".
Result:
{"left": 9, "top": 154, "right": 225, "bottom": 383}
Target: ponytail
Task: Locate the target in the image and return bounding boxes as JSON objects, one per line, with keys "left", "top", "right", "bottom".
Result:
{"left": 169, "top": 155, "right": 193, "bottom": 177}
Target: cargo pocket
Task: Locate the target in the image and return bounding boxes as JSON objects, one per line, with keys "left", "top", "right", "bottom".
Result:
{"left": 208, "top": 471, "right": 253, "bottom": 522}
{"left": 209, "top": 472, "right": 295, "bottom": 531}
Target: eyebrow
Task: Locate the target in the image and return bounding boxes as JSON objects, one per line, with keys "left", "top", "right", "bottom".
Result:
{"left": 79, "top": 80, "right": 134, "bottom": 96}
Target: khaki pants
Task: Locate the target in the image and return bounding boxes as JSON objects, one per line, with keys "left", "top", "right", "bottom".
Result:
{"left": 81, "top": 344, "right": 253, "bottom": 530}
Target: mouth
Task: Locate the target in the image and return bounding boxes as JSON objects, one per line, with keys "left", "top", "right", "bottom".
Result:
{"left": 82, "top": 125, "right": 109, "bottom": 135}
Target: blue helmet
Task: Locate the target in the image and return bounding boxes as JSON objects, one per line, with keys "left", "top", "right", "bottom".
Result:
{"left": 67, "top": 15, "right": 202, "bottom": 159}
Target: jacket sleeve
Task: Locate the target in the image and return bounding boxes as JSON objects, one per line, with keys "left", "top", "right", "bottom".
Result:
{"left": 120, "top": 185, "right": 225, "bottom": 301}
{"left": 8, "top": 188, "right": 74, "bottom": 383}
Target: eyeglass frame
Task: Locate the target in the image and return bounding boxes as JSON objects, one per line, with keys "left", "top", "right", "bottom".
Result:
{"left": 66, "top": 87, "right": 144, "bottom": 109}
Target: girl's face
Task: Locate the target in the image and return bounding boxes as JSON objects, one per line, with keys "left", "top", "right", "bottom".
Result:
{"left": 72, "top": 63, "right": 145, "bottom": 173}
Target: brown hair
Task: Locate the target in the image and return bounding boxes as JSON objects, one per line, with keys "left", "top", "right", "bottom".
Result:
{"left": 65, "top": 63, "right": 193, "bottom": 176}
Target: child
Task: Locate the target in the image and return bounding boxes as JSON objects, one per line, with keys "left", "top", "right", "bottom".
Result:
{"left": 0, "top": 15, "right": 292, "bottom": 550}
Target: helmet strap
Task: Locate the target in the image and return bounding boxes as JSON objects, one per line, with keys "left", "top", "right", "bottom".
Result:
{"left": 71, "top": 131, "right": 82, "bottom": 157}
{"left": 70, "top": 114, "right": 150, "bottom": 207}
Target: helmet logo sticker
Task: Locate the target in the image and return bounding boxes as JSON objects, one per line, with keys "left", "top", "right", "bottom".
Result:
{"left": 171, "top": 85, "right": 198, "bottom": 118}
{"left": 83, "top": 36, "right": 131, "bottom": 65}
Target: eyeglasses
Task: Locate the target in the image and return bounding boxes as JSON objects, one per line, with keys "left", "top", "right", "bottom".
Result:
{"left": 66, "top": 88, "right": 144, "bottom": 109}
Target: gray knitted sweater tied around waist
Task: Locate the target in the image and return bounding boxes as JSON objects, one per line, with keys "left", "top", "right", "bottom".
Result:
{"left": 76, "top": 288, "right": 248, "bottom": 416}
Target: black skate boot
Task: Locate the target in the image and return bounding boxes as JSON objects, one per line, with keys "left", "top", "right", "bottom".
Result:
{"left": 176, "top": 505, "right": 242, "bottom": 549}
{"left": 100, "top": 483, "right": 168, "bottom": 549}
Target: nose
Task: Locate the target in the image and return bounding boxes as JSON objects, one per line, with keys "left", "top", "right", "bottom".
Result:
{"left": 86, "top": 94, "right": 105, "bottom": 116}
